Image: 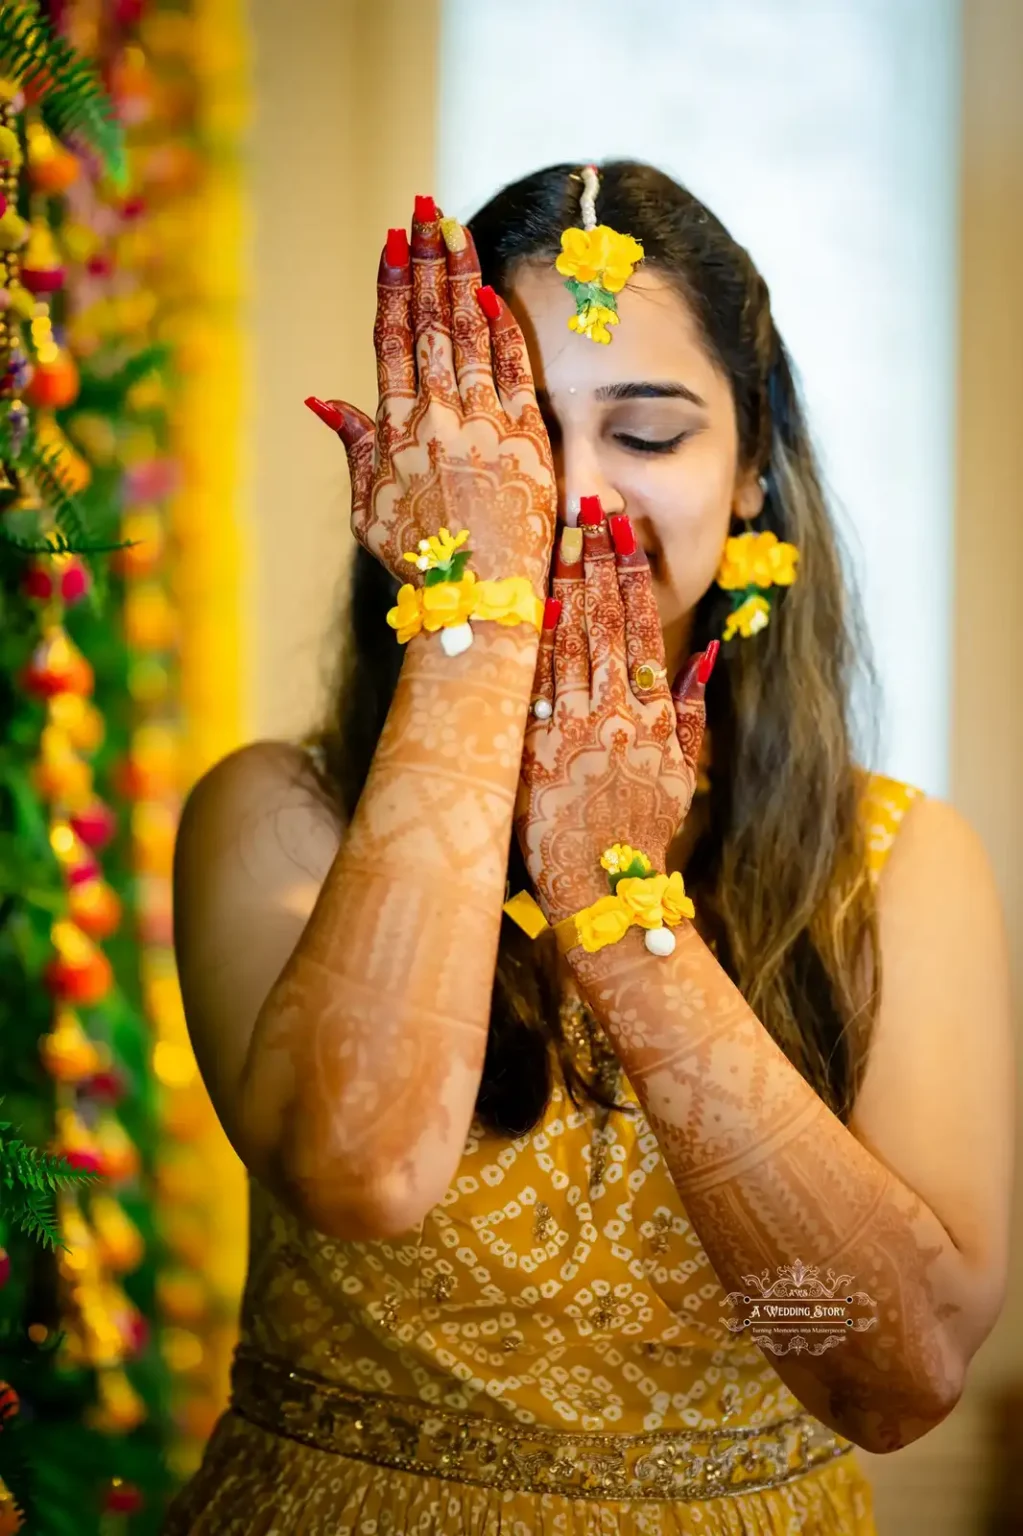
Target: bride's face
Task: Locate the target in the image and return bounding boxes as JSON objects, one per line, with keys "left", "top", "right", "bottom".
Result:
{"left": 506, "top": 263, "right": 763, "bottom": 674}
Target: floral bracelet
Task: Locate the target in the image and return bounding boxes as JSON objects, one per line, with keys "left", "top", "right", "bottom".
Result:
{"left": 387, "top": 528, "right": 543, "bottom": 656}
{"left": 503, "top": 843, "right": 695, "bottom": 957}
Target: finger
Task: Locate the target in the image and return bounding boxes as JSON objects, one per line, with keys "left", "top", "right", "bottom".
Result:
{"left": 443, "top": 222, "right": 500, "bottom": 416}
{"left": 304, "top": 396, "right": 375, "bottom": 543}
{"left": 411, "top": 195, "right": 457, "bottom": 406}
{"left": 672, "top": 642, "right": 718, "bottom": 784}
{"left": 580, "top": 497, "right": 628, "bottom": 712}
{"left": 374, "top": 229, "right": 415, "bottom": 426}
{"left": 527, "top": 598, "right": 561, "bottom": 725}
{"left": 552, "top": 524, "right": 589, "bottom": 711}
{"left": 610, "top": 514, "right": 672, "bottom": 711}
{"left": 476, "top": 286, "right": 538, "bottom": 421}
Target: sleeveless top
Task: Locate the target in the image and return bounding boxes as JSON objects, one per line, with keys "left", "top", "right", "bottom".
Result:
{"left": 165, "top": 772, "right": 920, "bottom": 1536}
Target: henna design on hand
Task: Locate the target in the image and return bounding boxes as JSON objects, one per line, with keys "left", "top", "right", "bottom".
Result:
{"left": 309, "top": 203, "right": 557, "bottom": 595}
{"left": 517, "top": 512, "right": 705, "bottom": 923}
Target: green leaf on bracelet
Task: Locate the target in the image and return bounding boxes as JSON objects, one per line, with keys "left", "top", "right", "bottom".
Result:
{"left": 607, "top": 856, "right": 654, "bottom": 893}
{"left": 423, "top": 549, "right": 472, "bottom": 587}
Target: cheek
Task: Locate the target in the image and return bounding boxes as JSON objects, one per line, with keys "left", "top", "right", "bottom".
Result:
{"left": 637, "top": 441, "right": 735, "bottom": 607}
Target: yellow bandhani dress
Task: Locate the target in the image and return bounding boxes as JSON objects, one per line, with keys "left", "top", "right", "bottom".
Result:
{"left": 165, "top": 774, "right": 919, "bottom": 1535}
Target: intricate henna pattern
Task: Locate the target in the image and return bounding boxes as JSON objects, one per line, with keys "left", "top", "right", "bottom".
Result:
{"left": 327, "top": 208, "right": 557, "bottom": 593}
{"left": 253, "top": 202, "right": 561, "bottom": 1233}
{"left": 248, "top": 620, "right": 540, "bottom": 1233}
{"left": 514, "top": 507, "right": 968, "bottom": 1452}
{"left": 570, "top": 903, "right": 970, "bottom": 1454}
{"left": 517, "top": 518, "right": 702, "bottom": 923}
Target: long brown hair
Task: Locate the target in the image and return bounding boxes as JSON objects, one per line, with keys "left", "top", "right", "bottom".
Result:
{"left": 308, "top": 161, "right": 880, "bottom": 1136}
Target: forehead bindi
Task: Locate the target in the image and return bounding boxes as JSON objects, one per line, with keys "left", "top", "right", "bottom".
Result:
{"left": 508, "top": 265, "right": 715, "bottom": 404}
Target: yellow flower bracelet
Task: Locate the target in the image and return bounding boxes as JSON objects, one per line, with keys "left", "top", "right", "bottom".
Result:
{"left": 503, "top": 843, "right": 695, "bottom": 957}
{"left": 387, "top": 528, "right": 543, "bottom": 656}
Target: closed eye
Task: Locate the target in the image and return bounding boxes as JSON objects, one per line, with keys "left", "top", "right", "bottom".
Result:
{"left": 614, "top": 431, "right": 689, "bottom": 455}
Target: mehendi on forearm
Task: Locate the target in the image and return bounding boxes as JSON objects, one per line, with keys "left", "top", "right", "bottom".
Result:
{"left": 570, "top": 920, "right": 971, "bottom": 1452}
{"left": 242, "top": 624, "right": 539, "bottom": 1232}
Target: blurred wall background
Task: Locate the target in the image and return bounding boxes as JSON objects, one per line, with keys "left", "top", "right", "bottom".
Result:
{"left": 247, "top": 2, "right": 1021, "bottom": 1530}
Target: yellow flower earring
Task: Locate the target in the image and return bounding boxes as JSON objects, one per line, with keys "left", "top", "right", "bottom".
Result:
{"left": 556, "top": 165, "right": 644, "bottom": 344}
{"left": 715, "top": 484, "right": 799, "bottom": 641}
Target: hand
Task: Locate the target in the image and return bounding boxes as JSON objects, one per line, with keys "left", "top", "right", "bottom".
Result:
{"left": 515, "top": 507, "right": 717, "bottom": 924}
{"left": 306, "top": 199, "right": 557, "bottom": 595}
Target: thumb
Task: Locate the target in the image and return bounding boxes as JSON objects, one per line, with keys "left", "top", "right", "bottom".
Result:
{"left": 305, "top": 396, "right": 375, "bottom": 525}
{"left": 304, "top": 395, "right": 374, "bottom": 452}
{"left": 671, "top": 640, "right": 719, "bottom": 781}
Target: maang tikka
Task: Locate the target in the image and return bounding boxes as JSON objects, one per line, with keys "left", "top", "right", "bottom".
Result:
{"left": 556, "top": 165, "right": 644, "bottom": 344}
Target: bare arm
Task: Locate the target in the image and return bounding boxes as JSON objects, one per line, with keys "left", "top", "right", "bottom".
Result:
{"left": 174, "top": 205, "right": 556, "bottom": 1239}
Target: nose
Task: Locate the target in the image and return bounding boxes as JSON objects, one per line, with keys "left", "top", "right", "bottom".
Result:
{"left": 554, "top": 431, "right": 625, "bottom": 525}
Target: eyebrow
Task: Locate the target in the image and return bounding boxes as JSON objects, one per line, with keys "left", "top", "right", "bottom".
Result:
{"left": 595, "top": 381, "right": 708, "bottom": 407}
{"left": 535, "top": 381, "right": 707, "bottom": 409}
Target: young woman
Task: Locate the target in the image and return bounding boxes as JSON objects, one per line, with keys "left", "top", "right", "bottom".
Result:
{"left": 166, "top": 162, "right": 1012, "bottom": 1534}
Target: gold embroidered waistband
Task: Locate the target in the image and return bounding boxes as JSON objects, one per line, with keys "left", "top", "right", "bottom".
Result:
{"left": 231, "top": 1347, "right": 853, "bottom": 1503}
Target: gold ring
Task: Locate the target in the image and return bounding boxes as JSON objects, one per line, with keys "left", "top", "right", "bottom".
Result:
{"left": 633, "top": 662, "right": 667, "bottom": 690}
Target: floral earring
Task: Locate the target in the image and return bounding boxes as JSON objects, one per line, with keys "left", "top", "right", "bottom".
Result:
{"left": 715, "top": 482, "right": 799, "bottom": 640}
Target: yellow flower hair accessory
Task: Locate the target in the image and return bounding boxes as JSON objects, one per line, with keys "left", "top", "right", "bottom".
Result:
{"left": 716, "top": 528, "right": 799, "bottom": 641}
{"left": 388, "top": 528, "right": 543, "bottom": 656}
{"left": 501, "top": 844, "right": 694, "bottom": 957}
{"left": 556, "top": 166, "right": 644, "bottom": 345}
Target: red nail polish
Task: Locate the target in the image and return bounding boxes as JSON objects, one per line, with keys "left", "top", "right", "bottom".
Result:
{"left": 476, "top": 286, "right": 501, "bottom": 321}
{"left": 609, "top": 515, "right": 636, "bottom": 556}
{"left": 543, "top": 597, "right": 563, "bottom": 630}
{"left": 304, "top": 396, "right": 344, "bottom": 431}
{"left": 579, "top": 496, "right": 604, "bottom": 526}
{"left": 414, "top": 195, "right": 437, "bottom": 224}
{"left": 385, "top": 227, "right": 409, "bottom": 267}
{"left": 697, "top": 640, "right": 720, "bottom": 685}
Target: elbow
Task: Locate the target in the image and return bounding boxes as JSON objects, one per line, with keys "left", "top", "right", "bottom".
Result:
{"left": 275, "top": 1147, "right": 436, "bottom": 1242}
{"left": 844, "top": 1371, "right": 965, "bottom": 1456}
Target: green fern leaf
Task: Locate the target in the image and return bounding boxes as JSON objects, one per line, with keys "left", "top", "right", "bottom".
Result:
{"left": 0, "top": 7, "right": 126, "bottom": 184}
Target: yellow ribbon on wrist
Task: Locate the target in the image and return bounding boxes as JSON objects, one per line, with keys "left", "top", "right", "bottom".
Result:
{"left": 503, "top": 845, "right": 695, "bottom": 957}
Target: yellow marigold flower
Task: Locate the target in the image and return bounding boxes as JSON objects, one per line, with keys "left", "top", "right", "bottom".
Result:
{"left": 568, "top": 302, "right": 618, "bottom": 344}
{"left": 662, "top": 870, "right": 695, "bottom": 926}
{"left": 616, "top": 873, "right": 670, "bottom": 929}
{"left": 421, "top": 572, "right": 477, "bottom": 631}
{"left": 575, "top": 895, "right": 634, "bottom": 954}
{"left": 471, "top": 577, "right": 544, "bottom": 630}
{"left": 600, "top": 844, "right": 650, "bottom": 875}
{"left": 717, "top": 530, "right": 799, "bottom": 591}
{"left": 386, "top": 584, "right": 423, "bottom": 644}
{"left": 724, "top": 594, "right": 771, "bottom": 641}
{"left": 556, "top": 226, "right": 645, "bottom": 292}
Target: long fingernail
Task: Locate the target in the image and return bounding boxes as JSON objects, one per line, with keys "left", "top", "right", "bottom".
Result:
{"left": 609, "top": 514, "right": 636, "bottom": 556}
{"left": 543, "top": 597, "right": 563, "bottom": 630}
{"left": 475, "top": 285, "right": 501, "bottom": 321}
{"left": 579, "top": 495, "right": 603, "bottom": 526}
{"left": 414, "top": 195, "right": 437, "bottom": 225}
{"left": 439, "top": 217, "right": 466, "bottom": 253}
{"left": 554, "top": 525, "right": 584, "bottom": 575}
{"left": 385, "top": 227, "right": 409, "bottom": 267}
{"left": 304, "top": 396, "right": 344, "bottom": 431}
{"left": 697, "top": 640, "right": 720, "bottom": 685}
